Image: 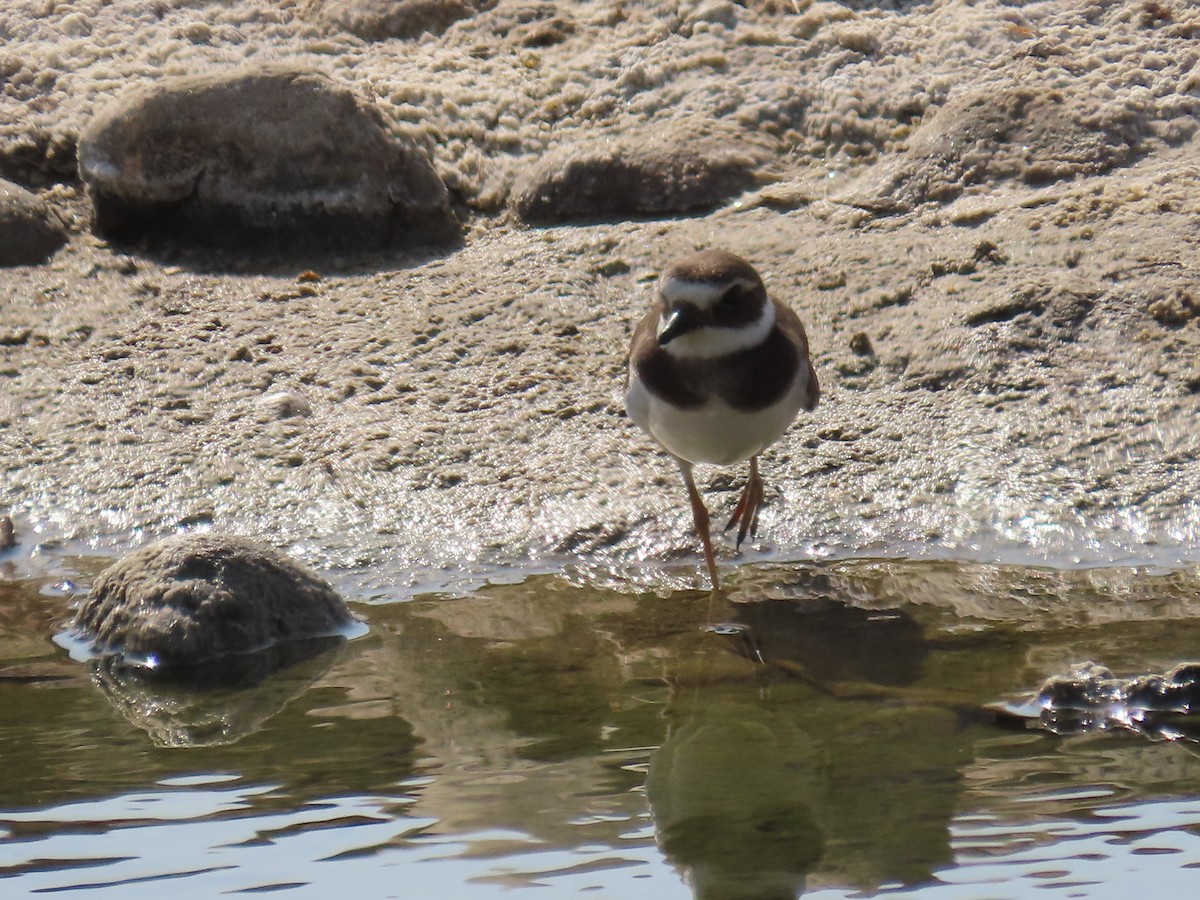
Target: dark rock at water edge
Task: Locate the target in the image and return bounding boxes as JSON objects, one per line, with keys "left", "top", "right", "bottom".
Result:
{"left": 305, "top": 0, "right": 494, "bottom": 40}
{"left": 1007, "top": 660, "right": 1200, "bottom": 741}
{"left": 511, "top": 136, "right": 760, "bottom": 224}
{"left": 72, "top": 534, "right": 357, "bottom": 668}
{"left": 77, "top": 67, "right": 459, "bottom": 250}
{"left": 0, "top": 178, "right": 67, "bottom": 265}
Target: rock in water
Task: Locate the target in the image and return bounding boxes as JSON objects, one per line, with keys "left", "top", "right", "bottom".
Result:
{"left": 1017, "top": 660, "right": 1200, "bottom": 741}
{"left": 0, "top": 178, "right": 67, "bottom": 265}
{"left": 77, "top": 66, "right": 458, "bottom": 249}
{"left": 72, "top": 534, "right": 357, "bottom": 668}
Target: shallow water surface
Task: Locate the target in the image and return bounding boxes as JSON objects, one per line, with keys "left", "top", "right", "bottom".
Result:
{"left": 4, "top": 560, "right": 1200, "bottom": 898}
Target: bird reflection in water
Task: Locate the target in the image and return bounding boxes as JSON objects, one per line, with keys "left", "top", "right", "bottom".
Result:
{"left": 647, "top": 587, "right": 966, "bottom": 898}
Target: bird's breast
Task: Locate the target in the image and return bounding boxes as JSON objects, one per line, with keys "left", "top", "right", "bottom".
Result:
{"left": 633, "top": 326, "right": 801, "bottom": 413}
{"left": 626, "top": 366, "right": 812, "bottom": 466}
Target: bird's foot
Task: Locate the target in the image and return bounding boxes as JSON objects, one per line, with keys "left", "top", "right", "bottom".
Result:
{"left": 724, "top": 457, "right": 764, "bottom": 550}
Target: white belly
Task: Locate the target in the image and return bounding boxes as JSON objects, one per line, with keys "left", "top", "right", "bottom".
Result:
{"left": 626, "top": 370, "right": 808, "bottom": 466}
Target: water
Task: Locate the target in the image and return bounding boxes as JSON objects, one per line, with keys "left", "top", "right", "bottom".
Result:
{"left": 4, "top": 559, "right": 1200, "bottom": 897}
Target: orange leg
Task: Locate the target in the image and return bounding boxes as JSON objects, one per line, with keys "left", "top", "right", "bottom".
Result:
{"left": 724, "top": 455, "right": 764, "bottom": 550}
{"left": 677, "top": 459, "right": 720, "bottom": 589}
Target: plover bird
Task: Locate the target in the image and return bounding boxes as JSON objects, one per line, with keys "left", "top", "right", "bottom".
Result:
{"left": 626, "top": 249, "right": 819, "bottom": 589}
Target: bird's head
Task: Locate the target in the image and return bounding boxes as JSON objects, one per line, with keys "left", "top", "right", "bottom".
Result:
{"left": 656, "top": 249, "right": 774, "bottom": 359}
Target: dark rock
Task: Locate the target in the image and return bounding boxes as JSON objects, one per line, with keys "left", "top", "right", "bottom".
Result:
{"left": 1037, "top": 661, "right": 1118, "bottom": 709}
{"left": 1125, "top": 662, "right": 1200, "bottom": 712}
{"left": 71, "top": 534, "right": 357, "bottom": 668}
{"left": 1025, "top": 660, "right": 1200, "bottom": 740}
{"left": 77, "top": 67, "right": 458, "bottom": 249}
{"left": 0, "top": 178, "right": 67, "bottom": 265}
{"left": 511, "top": 135, "right": 760, "bottom": 224}
{"left": 304, "top": 0, "right": 493, "bottom": 40}
{"left": 848, "top": 332, "right": 874, "bottom": 356}
{"left": 1165, "top": 662, "right": 1200, "bottom": 686}
{"left": 863, "top": 84, "right": 1151, "bottom": 213}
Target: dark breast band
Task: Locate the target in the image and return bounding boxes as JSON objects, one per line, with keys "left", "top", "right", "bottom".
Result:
{"left": 629, "top": 268, "right": 819, "bottom": 414}
{"left": 633, "top": 319, "right": 815, "bottom": 413}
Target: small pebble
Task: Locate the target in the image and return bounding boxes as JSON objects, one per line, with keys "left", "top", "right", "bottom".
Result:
{"left": 256, "top": 391, "right": 312, "bottom": 419}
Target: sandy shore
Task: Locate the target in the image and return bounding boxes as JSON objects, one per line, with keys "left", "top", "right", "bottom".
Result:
{"left": 2, "top": 0, "right": 1199, "bottom": 595}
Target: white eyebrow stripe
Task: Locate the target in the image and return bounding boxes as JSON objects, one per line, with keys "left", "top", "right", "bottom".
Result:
{"left": 659, "top": 276, "right": 760, "bottom": 309}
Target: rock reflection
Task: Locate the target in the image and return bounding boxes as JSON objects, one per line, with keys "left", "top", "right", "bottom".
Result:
{"left": 92, "top": 636, "right": 345, "bottom": 747}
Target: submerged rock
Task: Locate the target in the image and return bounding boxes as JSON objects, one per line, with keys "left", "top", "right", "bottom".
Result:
{"left": 1037, "top": 661, "right": 1122, "bottom": 707}
{"left": 0, "top": 178, "right": 67, "bottom": 265}
{"left": 997, "top": 660, "right": 1200, "bottom": 741}
{"left": 510, "top": 134, "right": 760, "bottom": 224}
{"left": 78, "top": 67, "right": 458, "bottom": 249}
{"left": 71, "top": 534, "right": 356, "bottom": 668}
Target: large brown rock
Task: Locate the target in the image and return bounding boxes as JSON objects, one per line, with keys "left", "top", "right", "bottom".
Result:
{"left": 0, "top": 178, "right": 67, "bottom": 265}
{"left": 77, "top": 67, "right": 458, "bottom": 249}
{"left": 510, "top": 135, "right": 760, "bottom": 224}
{"left": 72, "top": 534, "right": 357, "bottom": 668}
